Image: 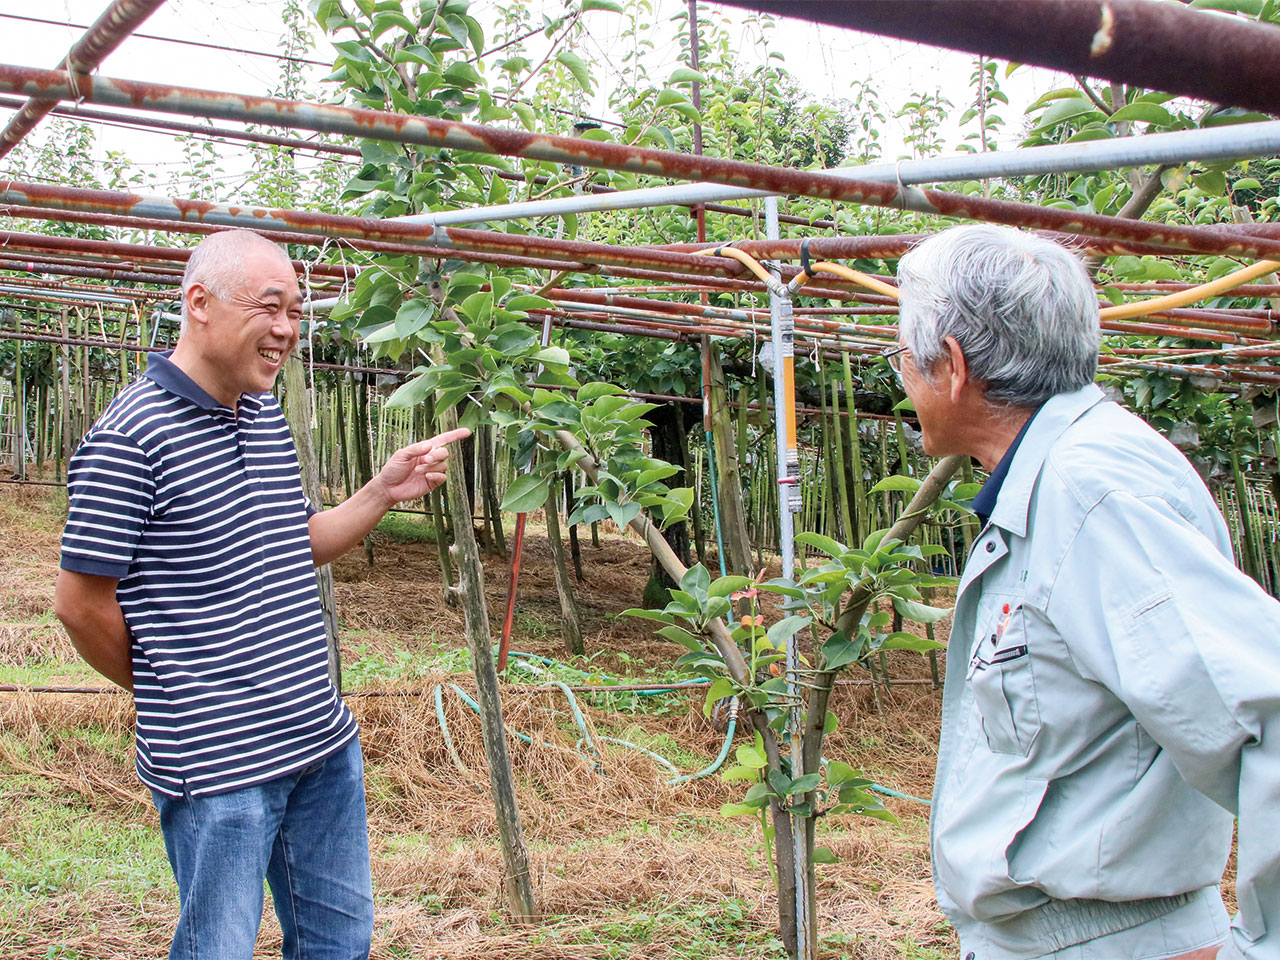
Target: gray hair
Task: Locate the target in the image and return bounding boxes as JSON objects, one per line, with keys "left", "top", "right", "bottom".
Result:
{"left": 179, "top": 230, "right": 290, "bottom": 332}
{"left": 896, "top": 224, "right": 1099, "bottom": 407}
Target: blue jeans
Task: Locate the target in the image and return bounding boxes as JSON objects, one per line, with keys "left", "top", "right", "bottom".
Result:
{"left": 151, "top": 736, "right": 374, "bottom": 960}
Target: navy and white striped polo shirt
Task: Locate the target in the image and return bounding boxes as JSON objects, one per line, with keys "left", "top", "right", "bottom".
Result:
{"left": 60, "top": 352, "right": 357, "bottom": 798}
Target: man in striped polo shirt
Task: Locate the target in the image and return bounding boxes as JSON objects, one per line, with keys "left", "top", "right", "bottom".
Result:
{"left": 54, "top": 229, "right": 467, "bottom": 960}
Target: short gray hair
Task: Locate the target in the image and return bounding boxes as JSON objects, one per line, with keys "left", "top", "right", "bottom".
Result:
{"left": 896, "top": 224, "right": 1099, "bottom": 407}
{"left": 179, "top": 230, "right": 290, "bottom": 331}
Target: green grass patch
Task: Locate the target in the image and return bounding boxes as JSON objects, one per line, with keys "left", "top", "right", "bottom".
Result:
{"left": 0, "top": 796, "right": 169, "bottom": 918}
{"left": 373, "top": 512, "right": 438, "bottom": 543}
{"left": 0, "top": 658, "right": 101, "bottom": 687}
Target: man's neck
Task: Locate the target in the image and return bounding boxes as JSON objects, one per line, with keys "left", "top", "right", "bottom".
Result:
{"left": 169, "top": 340, "right": 239, "bottom": 412}
{"left": 967, "top": 405, "right": 1035, "bottom": 472}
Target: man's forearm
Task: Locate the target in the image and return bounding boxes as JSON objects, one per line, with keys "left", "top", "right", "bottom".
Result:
{"left": 54, "top": 570, "right": 133, "bottom": 692}
{"left": 308, "top": 477, "right": 394, "bottom": 567}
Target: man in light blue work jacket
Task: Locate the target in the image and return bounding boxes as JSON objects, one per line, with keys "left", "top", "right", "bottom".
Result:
{"left": 892, "top": 224, "right": 1278, "bottom": 960}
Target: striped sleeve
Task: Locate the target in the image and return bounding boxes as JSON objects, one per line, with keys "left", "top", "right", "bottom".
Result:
{"left": 61, "top": 429, "right": 155, "bottom": 578}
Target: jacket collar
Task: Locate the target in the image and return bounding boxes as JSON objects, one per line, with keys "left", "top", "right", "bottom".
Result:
{"left": 986, "top": 382, "right": 1105, "bottom": 538}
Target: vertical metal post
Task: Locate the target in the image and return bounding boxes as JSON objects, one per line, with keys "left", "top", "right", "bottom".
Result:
{"left": 765, "top": 196, "right": 810, "bottom": 960}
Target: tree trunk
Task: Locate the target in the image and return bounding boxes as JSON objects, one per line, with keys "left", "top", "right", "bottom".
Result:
{"left": 565, "top": 472, "right": 585, "bottom": 581}
{"left": 643, "top": 402, "right": 693, "bottom": 602}
{"left": 708, "top": 347, "right": 754, "bottom": 577}
{"left": 545, "top": 477, "right": 584, "bottom": 657}
{"left": 283, "top": 357, "right": 342, "bottom": 690}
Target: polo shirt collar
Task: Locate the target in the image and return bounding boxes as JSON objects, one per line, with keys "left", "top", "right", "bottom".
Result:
{"left": 986, "top": 382, "right": 1106, "bottom": 538}
{"left": 145, "top": 351, "right": 265, "bottom": 419}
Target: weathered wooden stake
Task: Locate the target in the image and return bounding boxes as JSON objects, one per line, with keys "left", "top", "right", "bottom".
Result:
{"left": 438, "top": 401, "right": 538, "bottom": 922}
{"left": 283, "top": 356, "right": 341, "bottom": 690}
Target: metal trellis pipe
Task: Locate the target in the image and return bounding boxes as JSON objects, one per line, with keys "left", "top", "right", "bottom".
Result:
{"left": 0, "top": 0, "right": 168, "bottom": 158}
{"left": 4, "top": 65, "right": 1280, "bottom": 261}
{"left": 719, "top": 0, "right": 1280, "bottom": 118}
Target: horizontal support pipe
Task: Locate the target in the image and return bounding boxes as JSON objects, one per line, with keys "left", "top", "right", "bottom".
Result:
{"left": 393, "top": 122, "right": 1280, "bottom": 229}
{"left": 3, "top": 65, "right": 1280, "bottom": 261}
{"left": 720, "top": 0, "right": 1280, "bottom": 117}
{"left": 0, "top": 227, "right": 357, "bottom": 279}
{"left": 0, "top": 0, "right": 167, "bottom": 158}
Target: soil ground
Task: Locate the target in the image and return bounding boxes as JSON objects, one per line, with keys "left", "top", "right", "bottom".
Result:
{"left": 0, "top": 482, "right": 956, "bottom": 960}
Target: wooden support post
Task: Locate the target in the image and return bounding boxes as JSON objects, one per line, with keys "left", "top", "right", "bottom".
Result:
{"left": 545, "top": 474, "right": 584, "bottom": 657}
{"left": 283, "top": 357, "right": 342, "bottom": 690}
{"left": 438, "top": 401, "right": 537, "bottom": 922}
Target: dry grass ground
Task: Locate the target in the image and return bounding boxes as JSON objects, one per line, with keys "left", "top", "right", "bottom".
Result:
{"left": 0, "top": 484, "right": 952, "bottom": 960}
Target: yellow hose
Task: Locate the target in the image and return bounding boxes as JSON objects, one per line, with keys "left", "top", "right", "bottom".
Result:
{"left": 1099, "top": 259, "right": 1280, "bottom": 320}
{"left": 807, "top": 261, "right": 901, "bottom": 300}
{"left": 698, "top": 244, "right": 778, "bottom": 286}
{"left": 701, "top": 242, "right": 1274, "bottom": 325}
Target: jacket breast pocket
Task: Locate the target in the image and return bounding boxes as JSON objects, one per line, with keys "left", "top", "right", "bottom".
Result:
{"left": 969, "top": 605, "right": 1041, "bottom": 756}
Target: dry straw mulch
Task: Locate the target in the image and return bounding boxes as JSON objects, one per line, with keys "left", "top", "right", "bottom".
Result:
{"left": 0, "top": 484, "right": 951, "bottom": 959}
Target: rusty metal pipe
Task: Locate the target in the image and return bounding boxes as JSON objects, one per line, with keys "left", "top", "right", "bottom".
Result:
{"left": 3, "top": 66, "right": 1280, "bottom": 260}
{"left": 0, "top": 260, "right": 179, "bottom": 285}
{"left": 719, "top": 1, "right": 1280, "bottom": 117}
{"left": 0, "top": 0, "right": 168, "bottom": 158}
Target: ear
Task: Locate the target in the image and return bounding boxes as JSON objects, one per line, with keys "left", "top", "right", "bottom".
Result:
{"left": 183, "top": 283, "right": 213, "bottom": 327}
{"left": 942, "top": 336, "right": 970, "bottom": 404}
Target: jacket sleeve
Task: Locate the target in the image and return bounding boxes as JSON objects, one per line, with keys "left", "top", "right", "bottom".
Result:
{"left": 1053, "top": 490, "right": 1280, "bottom": 959}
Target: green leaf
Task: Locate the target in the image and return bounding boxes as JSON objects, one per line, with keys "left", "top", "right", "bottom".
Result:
{"left": 812, "top": 846, "right": 839, "bottom": 865}
{"left": 556, "top": 50, "right": 593, "bottom": 91}
{"left": 606, "top": 500, "right": 641, "bottom": 529}
{"left": 720, "top": 802, "right": 758, "bottom": 817}
{"left": 703, "top": 677, "right": 736, "bottom": 717}
{"left": 766, "top": 615, "right": 809, "bottom": 648}
{"left": 512, "top": 102, "right": 536, "bottom": 131}
{"left": 621, "top": 608, "right": 676, "bottom": 624}
{"left": 891, "top": 598, "right": 952, "bottom": 624}
{"left": 708, "top": 575, "right": 754, "bottom": 599}
{"left": 680, "top": 563, "right": 712, "bottom": 598}
{"left": 788, "top": 773, "right": 822, "bottom": 796}
{"left": 736, "top": 742, "right": 767, "bottom": 770}
{"left": 667, "top": 67, "right": 704, "bottom": 85}
{"left": 767, "top": 769, "right": 793, "bottom": 796}
{"left": 794, "top": 531, "right": 847, "bottom": 558}
{"left": 582, "top": 0, "right": 624, "bottom": 9}
{"left": 394, "top": 299, "right": 435, "bottom": 338}
{"left": 577, "top": 381, "right": 627, "bottom": 402}
{"left": 655, "top": 88, "right": 689, "bottom": 108}
{"left": 501, "top": 474, "right": 550, "bottom": 513}
{"left": 1030, "top": 97, "right": 1100, "bottom": 131}
{"left": 657, "top": 624, "right": 703, "bottom": 652}
{"left": 821, "top": 631, "right": 865, "bottom": 670}
{"left": 384, "top": 369, "right": 434, "bottom": 409}
{"left": 1234, "top": 177, "right": 1264, "bottom": 191}
{"left": 1109, "top": 103, "right": 1175, "bottom": 126}
{"left": 635, "top": 464, "right": 681, "bottom": 487}
{"left": 531, "top": 346, "right": 571, "bottom": 368}
{"left": 823, "top": 710, "right": 838, "bottom": 736}
{"left": 1192, "top": 170, "right": 1228, "bottom": 195}
{"left": 826, "top": 760, "right": 858, "bottom": 787}
{"left": 868, "top": 475, "right": 922, "bottom": 494}
{"left": 1024, "top": 86, "right": 1088, "bottom": 112}
{"left": 505, "top": 294, "right": 555, "bottom": 313}
{"left": 878, "top": 631, "right": 946, "bottom": 652}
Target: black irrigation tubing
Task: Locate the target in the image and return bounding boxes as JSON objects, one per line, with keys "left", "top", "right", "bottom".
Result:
{"left": 0, "top": 678, "right": 938, "bottom": 697}
{"left": 0, "top": 329, "right": 916, "bottom": 422}
{"left": 0, "top": 477, "right": 436, "bottom": 517}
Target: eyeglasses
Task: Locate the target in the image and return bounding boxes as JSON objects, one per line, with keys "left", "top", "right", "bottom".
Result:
{"left": 881, "top": 344, "right": 909, "bottom": 377}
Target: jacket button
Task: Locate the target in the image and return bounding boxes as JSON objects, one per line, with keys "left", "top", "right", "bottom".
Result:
{"left": 985, "top": 540, "right": 996, "bottom": 553}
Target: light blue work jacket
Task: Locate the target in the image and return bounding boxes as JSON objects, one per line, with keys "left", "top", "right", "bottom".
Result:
{"left": 931, "top": 382, "right": 1280, "bottom": 960}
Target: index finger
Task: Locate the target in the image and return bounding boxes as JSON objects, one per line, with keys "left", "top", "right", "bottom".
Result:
{"left": 400, "top": 428, "right": 471, "bottom": 457}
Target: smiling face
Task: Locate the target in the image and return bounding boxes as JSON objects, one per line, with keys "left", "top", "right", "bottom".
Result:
{"left": 177, "top": 239, "right": 303, "bottom": 408}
